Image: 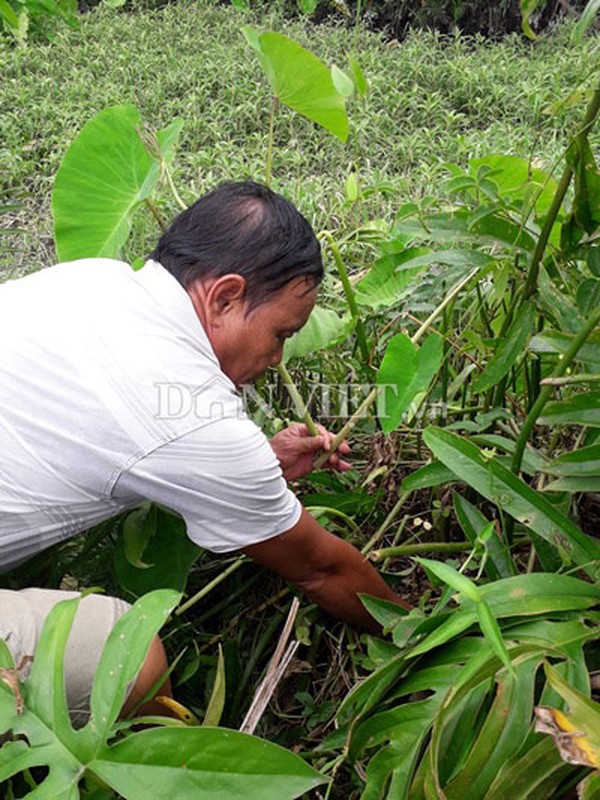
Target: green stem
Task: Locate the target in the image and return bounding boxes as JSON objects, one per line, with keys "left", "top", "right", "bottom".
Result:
{"left": 324, "top": 233, "right": 371, "bottom": 368}
{"left": 522, "top": 86, "right": 600, "bottom": 300}
{"left": 265, "top": 96, "right": 278, "bottom": 189}
{"left": 370, "top": 541, "right": 472, "bottom": 561}
{"left": 277, "top": 363, "right": 318, "bottom": 435}
{"left": 175, "top": 557, "right": 246, "bottom": 616}
{"left": 511, "top": 305, "right": 600, "bottom": 474}
{"left": 541, "top": 373, "right": 600, "bottom": 386}
{"left": 361, "top": 491, "right": 411, "bottom": 555}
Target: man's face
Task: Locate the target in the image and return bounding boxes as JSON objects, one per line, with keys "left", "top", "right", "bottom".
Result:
{"left": 211, "top": 276, "right": 318, "bottom": 386}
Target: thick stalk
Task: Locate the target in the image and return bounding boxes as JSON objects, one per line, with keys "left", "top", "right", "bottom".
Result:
{"left": 522, "top": 86, "right": 600, "bottom": 299}
{"left": 324, "top": 233, "right": 371, "bottom": 368}
{"left": 511, "top": 305, "right": 600, "bottom": 474}
{"left": 277, "top": 363, "right": 318, "bottom": 435}
{"left": 370, "top": 541, "right": 472, "bottom": 560}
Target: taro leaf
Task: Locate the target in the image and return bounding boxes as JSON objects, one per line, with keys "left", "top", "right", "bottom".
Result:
{"left": 423, "top": 427, "right": 600, "bottom": 578}
{"left": 203, "top": 644, "right": 226, "bottom": 727}
{"left": 114, "top": 505, "right": 201, "bottom": 596}
{"left": 241, "top": 28, "right": 348, "bottom": 142}
{"left": 394, "top": 248, "right": 493, "bottom": 272}
{"left": 354, "top": 246, "right": 430, "bottom": 310}
{"left": 453, "top": 493, "right": 515, "bottom": 579}
{"left": 89, "top": 727, "right": 327, "bottom": 799}
{"left": 566, "top": 136, "right": 600, "bottom": 235}
{"left": 539, "top": 392, "right": 600, "bottom": 427}
{"left": 535, "top": 662, "right": 600, "bottom": 768}
{"left": 283, "top": 306, "right": 351, "bottom": 360}
{"left": 401, "top": 460, "right": 456, "bottom": 492}
{"left": 468, "top": 154, "right": 558, "bottom": 218}
{"left": 52, "top": 105, "right": 183, "bottom": 262}
{"left": 471, "top": 304, "right": 534, "bottom": 393}
{"left": 545, "top": 444, "right": 600, "bottom": 476}
{"left": 377, "top": 333, "right": 442, "bottom": 434}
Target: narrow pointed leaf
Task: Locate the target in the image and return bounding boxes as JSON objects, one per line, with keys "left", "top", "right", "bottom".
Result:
{"left": 472, "top": 305, "right": 534, "bottom": 393}
{"left": 539, "top": 392, "right": 600, "bottom": 427}
{"left": 90, "top": 727, "right": 327, "bottom": 798}
{"left": 423, "top": 427, "right": 600, "bottom": 577}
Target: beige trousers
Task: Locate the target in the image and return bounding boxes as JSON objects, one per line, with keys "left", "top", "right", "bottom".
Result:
{"left": 0, "top": 588, "right": 131, "bottom": 727}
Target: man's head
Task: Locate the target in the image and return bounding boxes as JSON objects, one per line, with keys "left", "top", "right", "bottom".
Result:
{"left": 150, "top": 181, "right": 322, "bottom": 385}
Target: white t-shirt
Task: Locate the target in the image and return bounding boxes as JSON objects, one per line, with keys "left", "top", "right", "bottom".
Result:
{"left": 0, "top": 258, "right": 301, "bottom": 572}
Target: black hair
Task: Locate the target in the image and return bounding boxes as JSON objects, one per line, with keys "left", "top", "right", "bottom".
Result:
{"left": 149, "top": 180, "right": 323, "bottom": 308}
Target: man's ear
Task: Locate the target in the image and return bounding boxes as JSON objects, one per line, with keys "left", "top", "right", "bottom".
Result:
{"left": 187, "top": 274, "right": 247, "bottom": 329}
{"left": 208, "top": 274, "right": 247, "bottom": 315}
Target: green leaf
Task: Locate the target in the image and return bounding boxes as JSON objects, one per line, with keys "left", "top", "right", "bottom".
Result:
{"left": 401, "top": 461, "right": 456, "bottom": 492}
{"left": 377, "top": 333, "right": 442, "bottom": 434}
{"left": 413, "top": 556, "right": 481, "bottom": 602}
{"left": 453, "top": 493, "right": 515, "bottom": 579}
{"left": 348, "top": 55, "right": 368, "bottom": 98}
{"left": 472, "top": 304, "right": 534, "bottom": 393}
{"left": 296, "top": 0, "right": 318, "bottom": 13}
{"left": 354, "top": 246, "right": 430, "bottom": 310}
{"left": 90, "top": 727, "right": 327, "bottom": 798}
{"left": 203, "top": 645, "right": 226, "bottom": 727}
{"left": 330, "top": 64, "right": 354, "bottom": 98}
{"left": 241, "top": 29, "right": 349, "bottom": 142}
{"left": 114, "top": 506, "right": 201, "bottom": 596}
{"left": 423, "top": 427, "right": 600, "bottom": 577}
{"left": 539, "top": 391, "right": 600, "bottom": 427}
{"left": 520, "top": 0, "right": 541, "bottom": 38}
{"left": 468, "top": 155, "right": 558, "bottom": 218}
{"left": 566, "top": 136, "right": 600, "bottom": 235}
{"left": 52, "top": 105, "right": 183, "bottom": 261}
{"left": 573, "top": 0, "right": 600, "bottom": 42}
{"left": 394, "top": 248, "right": 493, "bottom": 271}
{"left": 0, "top": 0, "right": 19, "bottom": 29}
{"left": 122, "top": 502, "right": 156, "bottom": 569}
{"left": 545, "top": 443, "right": 600, "bottom": 479}
{"left": 283, "top": 306, "right": 351, "bottom": 360}
{"left": 88, "top": 589, "right": 180, "bottom": 744}
{"left": 476, "top": 601, "right": 514, "bottom": 674}
{"left": 530, "top": 329, "right": 600, "bottom": 368}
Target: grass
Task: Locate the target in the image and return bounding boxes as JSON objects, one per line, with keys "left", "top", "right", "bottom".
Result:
{"left": 1, "top": 2, "right": 598, "bottom": 275}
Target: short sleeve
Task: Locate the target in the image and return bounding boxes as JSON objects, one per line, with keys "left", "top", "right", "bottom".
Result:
{"left": 112, "top": 418, "right": 302, "bottom": 552}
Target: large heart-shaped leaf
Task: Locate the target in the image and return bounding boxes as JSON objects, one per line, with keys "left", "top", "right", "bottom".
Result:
{"left": 283, "top": 306, "right": 351, "bottom": 360}
{"left": 241, "top": 28, "right": 348, "bottom": 142}
{"left": 377, "top": 333, "right": 442, "bottom": 434}
{"left": 52, "top": 104, "right": 183, "bottom": 261}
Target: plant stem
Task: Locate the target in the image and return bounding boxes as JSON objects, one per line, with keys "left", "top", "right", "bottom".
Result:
{"left": 511, "top": 305, "right": 600, "bottom": 474}
{"left": 361, "top": 491, "right": 411, "bottom": 555}
{"left": 541, "top": 373, "right": 600, "bottom": 386}
{"left": 277, "top": 363, "right": 318, "bottom": 435}
{"left": 370, "top": 541, "right": 473, "bottom": 560}
{"left": 323, "top": 232, "right": 371, "bottom": 368}
{"left": 522, "top": 86, "right": 600, "bottom": 300}
{"left": 175, "top": 557, "right": 246, "bottom": 616}
{"left": 265, "top": 96, "right": 278, "bottom": 189}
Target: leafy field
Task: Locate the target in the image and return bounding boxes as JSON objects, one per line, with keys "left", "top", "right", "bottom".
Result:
{"left": 2, "top": 2, "right": 600, "bottom": 798}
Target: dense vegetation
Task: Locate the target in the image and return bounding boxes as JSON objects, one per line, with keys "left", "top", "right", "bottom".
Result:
{"left": 1, "top": 1, "right": 600, "bottom": 798}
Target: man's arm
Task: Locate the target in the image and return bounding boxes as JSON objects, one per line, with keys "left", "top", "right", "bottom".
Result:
{"left": 241, "top": 507, "right": 410, "bottom": 633}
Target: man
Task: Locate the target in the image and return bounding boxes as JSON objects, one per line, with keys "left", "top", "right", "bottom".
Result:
{"left": 0, "top": 181, "right": 406, "bottom": 722}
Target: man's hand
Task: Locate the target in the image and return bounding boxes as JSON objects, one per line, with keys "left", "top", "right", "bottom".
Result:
{"left": 270, "top": 423, "right": 351, "bottom": 481}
